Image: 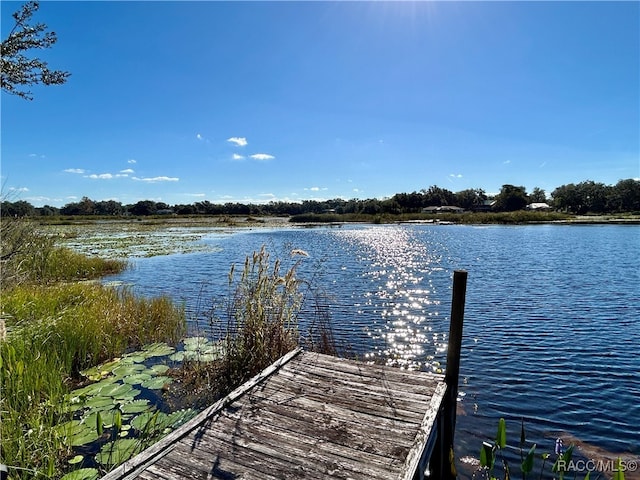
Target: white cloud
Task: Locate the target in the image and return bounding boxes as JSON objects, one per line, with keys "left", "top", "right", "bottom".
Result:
{"left": 9, "top": 186, "right": 29, "bottom": 192}
{"left": 227, "top": 137, "right": 248, "bottom": 147}
{"left": 449, "top": 173, "right": 463, "bottom": 178}
{"left": 132, "top": 176, "right": 179, "bottom": 183}
{"left": 29, "top": 153, "right": 38, "bottom": 157}
{"left": 503, "top": 160, "right": 511, "bottom": 165}
{"left": 86, "top": 173, "right": 114, "bottom": 180}
{"left": 128, "top": 159, "right": 137, "bottom": 164}
{"left": 232, "top": 154, "right": 245, "bottom": 160}
{"left": 184, "top": 193, "right": 206, "bottom": 197}
{"left": 196, "top": 133, "right": 203, "bottom": 141}
{"left": 305, "top": 187, "right": 327, "bottom": 192}
{"left": 120, "top": 168, "right": 135, "bottom": 174}
{"left": 85, "top": 172, "right": 131, "bottom": 180}
{"left": 353, "top": 188, "right": 360, "bottom": 193}
{"left": 64, "top": 168, "right": 86, "bottom": 174}
{"left": 250, "top": 153, "right": 275, "bottom": 161}
{"left": 26, "top": 195, "right": 52, "bottom": 203}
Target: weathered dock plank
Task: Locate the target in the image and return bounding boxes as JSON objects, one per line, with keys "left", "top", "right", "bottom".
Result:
{"left": 102, "top": 348, "right": 447, "bottom": 480}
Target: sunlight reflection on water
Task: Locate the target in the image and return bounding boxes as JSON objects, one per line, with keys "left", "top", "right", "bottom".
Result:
{"left": 331, "top": 226, "right": 448, "bottom": 370}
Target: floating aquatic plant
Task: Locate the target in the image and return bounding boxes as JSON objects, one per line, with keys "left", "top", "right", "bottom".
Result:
{"left": 169, "top": 336, "right": 224, "bottom": 363}
{"left": 60, "top": 467, "right": 99, "bottom": 480}
{"left": 58, "top": 340, "right": 199, "bottom": 478}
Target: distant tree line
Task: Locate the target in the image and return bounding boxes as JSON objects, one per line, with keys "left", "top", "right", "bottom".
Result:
{"left": 2, "top": 179, "right": 639, "bottom": 218}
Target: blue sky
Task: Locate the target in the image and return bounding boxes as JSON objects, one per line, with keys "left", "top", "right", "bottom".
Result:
{"left": 2, "top": 1, "right": 638, "bottom": 207}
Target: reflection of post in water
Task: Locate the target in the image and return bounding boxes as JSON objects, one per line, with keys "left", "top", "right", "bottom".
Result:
{"left": 432, "top": 270, "right": 467, "bottom": 480}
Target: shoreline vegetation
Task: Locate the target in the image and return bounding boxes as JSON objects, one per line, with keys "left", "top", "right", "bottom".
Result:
{"left": 0, "top": 219, "right": 187, "bottom": 479}
{"left": 0, "top": 218, "right": 335, "bottom": 479}
{"left": 37, "top": 210, "right": 640, "bottom": 228}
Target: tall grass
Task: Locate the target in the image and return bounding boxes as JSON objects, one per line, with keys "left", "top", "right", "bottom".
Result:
{"left": 1, "top": 218, "right": 125, "bottom": 287}
{"left": 183, "top": 246, "right": 336, "bottom": 398}
{"left": 215, "top": 247, "right": 304, "bottom": 389}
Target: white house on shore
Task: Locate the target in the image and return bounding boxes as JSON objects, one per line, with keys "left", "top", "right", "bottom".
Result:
{"left": 526, "top": 202, "right": 552, "bottom": 211}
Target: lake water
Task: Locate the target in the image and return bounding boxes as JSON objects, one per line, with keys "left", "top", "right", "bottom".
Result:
{"left": 108, "top": 223, "right": 640, "bottom": 474}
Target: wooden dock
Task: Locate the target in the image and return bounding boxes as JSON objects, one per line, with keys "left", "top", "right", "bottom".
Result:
{"left": 102, "top": 349, "right": 448, "bottom": 480}
{"left": 103, "top": 270, "right": 468, "bottom": 480}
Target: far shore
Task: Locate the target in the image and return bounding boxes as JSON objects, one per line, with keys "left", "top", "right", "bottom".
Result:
{"left": 38, "top": 212, "right": 640, "bottom": 229}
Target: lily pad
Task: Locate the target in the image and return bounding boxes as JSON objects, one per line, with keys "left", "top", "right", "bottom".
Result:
{"left": 122, "top": 373, "right": 152, "bottom": 385}
{"left": 142, "top": 342, "right": 175, "bottom": 357}
{"left": 183, "top": 336, "right": 209, "bottom": 348}
{"left": 99, "top": 383, "right": 134, "bottom": 398}
{"left": 168, "top": 351, "right": 185, "bottom": 362}
{"left": 60, "top": 468, "right": 99, "bottom": 480}
{"left": 66, "top": 427, "right": 101, "bottom": 447}
{"left": 95, "top": 438, "right": 142, "bottom": 466}
{"left": 111, "top": 363, "right": 146, "bottom": 378}
{"left": 140, "top": 376, "right": 172, "bottom": 390}
{"left": 165, "top": 408, "right": 198, "bottom": 429}
{"left": 149, "top": 364, "right": 170, "bottom": 374}
{"left": 120, "top": 354, "right": 146, "bottom": 364}
{"left": 83, "top": 396, "right": 114, "bottom": 409}
{"left": 68, "top": 455, "right": 84, "bottom": 465}
{"left": 119, "top": 399, "right": 152, "bottom": 414}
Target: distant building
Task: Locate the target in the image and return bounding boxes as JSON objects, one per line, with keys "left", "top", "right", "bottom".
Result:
{"left": 526, "top": 202, "right": 552, "bottom": 211}
{"left": 422, "top": 206, "right": 465, "bottom": 213}
{"left": 471, "top": 200, "right": 496, "bottom": 212}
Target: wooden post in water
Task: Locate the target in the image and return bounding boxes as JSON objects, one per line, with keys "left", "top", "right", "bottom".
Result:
{"left": 432, "top": 270, "right": 467, "bottom": 479}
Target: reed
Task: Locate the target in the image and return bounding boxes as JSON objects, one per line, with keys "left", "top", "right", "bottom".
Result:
{"left": 176, "top": 246, "right": 337, "bottom": 399}
{"left": 216, "top": 246, "right": 304, "bottom": 389}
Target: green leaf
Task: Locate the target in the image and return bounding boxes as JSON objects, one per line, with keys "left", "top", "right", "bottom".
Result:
{"left": 122, "top": 373, "right": 152, "bottom": 385}
{"left": 68, "top": 455, "right": 84, "bottom": 465}
{"left": 521, "top": 444, "right": 536, "bottom": 474}
{"left": 480, "top": 441, "right": 495, "bottom": 469}
{"left": 84, "top": 395, "right": 114, "bottom": 409}
{"left": 60, "top": 468, "right": 99, "bottom": 480}
{"left": 95, "top": 439, "right": 141, "bottom": 467}
{"left": 96, "top": 412, "right": 103, "bottom": 436}
{"left": 142, "top": 342, "right": 175, "bottom": 357}
{"left": 67, "top": 428, "right": 100, "bottom": 447}
{"left": 140, "top": 375, "right": 172, "bottom": 390}
{"left": 114, "top": 409, "right": 122, "bottom": 432}
{"left": 496, "top": 418, "right": 507, "bottom": 449}
{"left": 119, "top": 399, "right": 152, "bottom": 414}
{"left": 131, "top": 411, "right": 165, "bottom": 433}
{"left": 552, "top": 444, "right": 574, "bottom": 479}
{"left": 168, "top": 351, "right": 185, "bottom": 362}
{"left": 150, "top": 364, "right": 170, "bottom": 375}
{"left": 612, "top": 458, "right": 625, "bottom": 480}
{"left": 520, "top": 419, "right": 526, "bottom": 447}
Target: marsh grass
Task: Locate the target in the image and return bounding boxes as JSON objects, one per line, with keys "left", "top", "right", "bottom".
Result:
{"left": 173, "top": 246, "right": 336, "bottom": 401}
{"left": 0, "top": 219, "right": 185, "bottom": 478}
{"left": 216, "top": 246, "right": 305, "bottom": 389}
